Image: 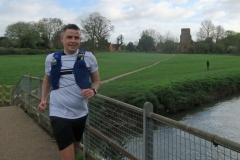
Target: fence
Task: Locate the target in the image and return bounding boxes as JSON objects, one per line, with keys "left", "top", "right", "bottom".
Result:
{"left": 11, "top": 75, "right": 240, "bottom": 160}
{"left": 0, "top": 84, "right": 14, "bottom": 106}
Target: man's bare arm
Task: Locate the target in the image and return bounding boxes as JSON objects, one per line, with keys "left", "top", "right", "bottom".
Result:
{"left": 90, "top": 70, "right": 100, "bottom": 90}
{"left": 81, "top": 70, "right": 100, "bottom": 98}
{"left": 38, "top": 75, "right": 51, "bottom": 112}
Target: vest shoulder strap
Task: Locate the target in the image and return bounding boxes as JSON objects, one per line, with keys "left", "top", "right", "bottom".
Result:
{"left": 74, "top": 49, "right": 92, "bottom": 89}
{"left": 50, "top": 51, "right": 62, "bottom": 90}
{"left": 77, "top": 49, "right": 86, "bottom": 60}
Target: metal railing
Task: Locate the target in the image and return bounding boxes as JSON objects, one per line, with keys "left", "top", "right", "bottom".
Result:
{"left": 11, "top": 75, "right": 240, "bottom": 160}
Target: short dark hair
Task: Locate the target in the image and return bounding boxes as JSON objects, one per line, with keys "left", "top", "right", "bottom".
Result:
{"left": 62, "top": 24, "right": 80, "bottom": 34}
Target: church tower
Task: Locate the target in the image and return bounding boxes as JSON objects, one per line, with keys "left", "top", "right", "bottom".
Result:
{"left": 179, "top": 28, "right": 194, "bottom": 52}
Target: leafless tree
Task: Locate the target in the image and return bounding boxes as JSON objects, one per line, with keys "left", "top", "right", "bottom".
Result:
{"left": 174, "top": 37, "right": 179, "bottom": 43}
{"left": 134, "top": 41, "right": 138, "bottom": 46}
{"left": 116, "top": 34, "right": 123, "bottom": 45}
{"left": 81, "top": 12, "right": 114, "bottom": 49}
{"left": 155, "top": 34, "right": 164, "bottom": 44}
{"left": 163, "top": 31, "right": 175, "bottom": 42}
{"left": 140, "top": 28, "right": 162, "bottom": 45}
{"left": 38, "top": 18, "right": 63, "bottom": 42}
{"left": 112, "top": 34, "right": 124, "bottom": 51}
{"left": 212, "top": 25, "right": 225, "bottom": 42}
{"left": 196, "top": 20, "right": 215, "bottom": 41}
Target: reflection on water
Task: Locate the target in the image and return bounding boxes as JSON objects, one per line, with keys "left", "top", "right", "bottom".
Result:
{"left": 126, "top": 121, "right": 240, "bottom": 160}
{"left": 125, "top": 95, "right": 240, "bottom": 160}
{"left": 167, "top": 95, "right": 240, "bottom": 144}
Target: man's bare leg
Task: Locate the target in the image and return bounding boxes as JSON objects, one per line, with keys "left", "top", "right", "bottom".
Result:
{"left": 60, "top": 143, "right": 75, "bottom": 160}
{"left": 74, "top": 141, "right": 80, "bottom": 156}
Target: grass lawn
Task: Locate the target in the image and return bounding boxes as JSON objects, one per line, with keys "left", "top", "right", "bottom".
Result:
{"left": 98, "top": 53, "right": 240, "bottom": 98}
{"left": 0, "top": 52, "right": 172, "bottom": 85}
{"left": 1, "top": 52, "right": 240, "bottom": 100}
{"left": 0, "top": 54, "right": 46, "bottom": 84}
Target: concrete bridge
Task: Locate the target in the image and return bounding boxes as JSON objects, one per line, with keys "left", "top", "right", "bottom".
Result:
{"left": 0, "top": 106, "right": 60, "bottom": 160}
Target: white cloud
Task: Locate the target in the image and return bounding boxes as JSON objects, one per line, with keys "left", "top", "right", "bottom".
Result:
{"left": 0, "top": 0, "right": 79, "bottom": 36}
{"left": 0, "top": 0, "right": 240, "bottom": 44}
{"left": 0, "top": 0, "right": 7, "bottom": 5}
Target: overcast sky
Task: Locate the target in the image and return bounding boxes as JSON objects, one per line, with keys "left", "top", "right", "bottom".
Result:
{"left": 0, "top": 0, "right": 239, "bottom": 44}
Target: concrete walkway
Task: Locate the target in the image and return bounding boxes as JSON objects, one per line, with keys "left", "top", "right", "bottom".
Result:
{"left": 0, "top": 106, "right": 60, "bottom": 160}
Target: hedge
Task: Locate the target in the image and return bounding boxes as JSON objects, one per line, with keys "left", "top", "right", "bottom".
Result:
{"left": 0, "top": 48, "right": 60, "bottom": 55}
{"left": 124, "top": 73, "right": 240, "bottom": 114}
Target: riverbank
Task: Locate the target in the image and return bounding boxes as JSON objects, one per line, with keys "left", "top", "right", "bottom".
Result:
{"left": 119, "top": 73, "right": 240, "bottom": 115}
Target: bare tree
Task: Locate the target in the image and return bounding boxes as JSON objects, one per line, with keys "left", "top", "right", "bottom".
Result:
{"left": 212, "top": 25, "right": 225, "bottom": 42}
{"left": 140, "top": 29, "right": 162, "bottom": 45}
{"left": 81, "top": 12, "right": 114, "bottom": 50}
{"left": 141, "top": 29, "right": 157, "bottom": 37}
{"left": 112, "top": 34, "right": 124, "bottom": 51}
{"left": 38, "top": 18, "right": 63, "bottom": 42}
{"left": 174, "top": 37, "right": 179, "bottom": 43}
{"left": 116, "top": 34, "right": 123, "bottom": 45}
{"left": 156, "top": 34, "right": 164, "bottom": 43}
{"left": 163, "top": 31, "right": 175, "bottom": 42}
{"left": 196, "top": 20, "right": 215, "bottom": 41}
{"left": 134, "top": 41, "right": 138, "bottom": 46}
{"left": 196, "top": 28, "right": 206, "bottom": 41}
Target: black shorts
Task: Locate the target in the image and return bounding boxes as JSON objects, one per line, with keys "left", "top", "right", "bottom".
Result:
{"left": 50, "top": 115, "right": 88, "bottom": 150}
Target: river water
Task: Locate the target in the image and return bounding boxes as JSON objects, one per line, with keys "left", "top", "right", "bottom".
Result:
{"left": 124, "top": 95, "right": 240, "bottom": 160}
{"left": 167, "top": 94, "right": 240, "bottom": 144}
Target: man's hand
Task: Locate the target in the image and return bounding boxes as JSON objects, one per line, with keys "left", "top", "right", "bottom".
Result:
{"left": 38, "top": 100, "right": 47, "bottom": 112}
{"left": 81, "top": 89, "right": 95, "bottom": 98}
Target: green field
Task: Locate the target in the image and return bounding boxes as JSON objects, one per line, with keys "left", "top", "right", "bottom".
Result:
{"left": 0, "top": 52, "right": 171, "bottom": 84}
{"left": 1, "top": 52, "right": 239, "bottom": 85}
{"left": 98, "top": 53, "right": 240, "bottom": 97}
{"left": 1, "top": 52, "right": 240, "bottom": 112}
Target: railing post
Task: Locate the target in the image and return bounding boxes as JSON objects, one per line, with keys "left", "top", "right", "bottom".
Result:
{"left": 2, "top": 85, "right": 4, "bottom": 106}
{"left": 20, "top": 76, "right": 24, "bottom": 108}
{"left": 83, "top": 130, "right": 86, "bottom": 160}
{"left": 38, "top": 76, "right": 42, "bottom": 124}
{"left": 1, "top": 85, "right": 5, "bottom": 106}
{"left": 83, "top": 116, "right": 90, "bottom": 160}
{"left": 143, "top": 102, "right": 154, "bottom": 160}
{"left": 38, "top": 76, "right": 42, "bottom": 103}
{"left": 28, "top": 74, "right": 32, "bottom": 113}
{"left": 21, "top": 75, "right": 25, "bottom": 108}
{"left": 10, "top": 85, "right": 12, "bottom": 105}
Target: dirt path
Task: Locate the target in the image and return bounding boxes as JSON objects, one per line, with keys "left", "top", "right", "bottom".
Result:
{"left": 101, "top": 55, "right": 174, "bottom": 84}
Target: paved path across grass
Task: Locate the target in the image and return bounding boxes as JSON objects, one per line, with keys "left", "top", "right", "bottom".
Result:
{"left": 0, "top": 106, "right": 60, "bottom": 160}
{"left": 101, "top": 55, "right": 174, "bottom": 84}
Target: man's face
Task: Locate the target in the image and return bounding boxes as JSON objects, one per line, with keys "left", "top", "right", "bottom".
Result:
{"left": 60, "top": 29, "right": 81, "bottom": 54}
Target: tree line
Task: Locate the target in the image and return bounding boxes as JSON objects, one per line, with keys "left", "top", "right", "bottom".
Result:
{"left": 0, "top": 12, "right": 115, "bottom": 51}
{"left": 193, "top": 20, "right": 240, "bottom": 54}
{"left": 125, "top": 20, "right": 240, "bottom": 53}
{"left": 0, "top": 12, "right": 239, "bottom": 54}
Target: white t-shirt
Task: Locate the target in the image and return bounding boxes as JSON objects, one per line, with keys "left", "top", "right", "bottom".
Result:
{"left": 45, "top": 49, "right": 98, "bottom": 119}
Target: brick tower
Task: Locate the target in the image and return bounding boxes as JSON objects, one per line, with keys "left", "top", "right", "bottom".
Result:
{"left": 179, "top": 28, "right": 194, "bottom": 52}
